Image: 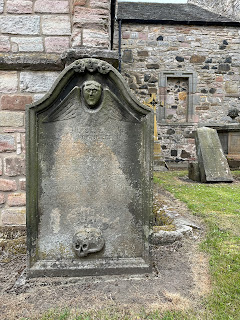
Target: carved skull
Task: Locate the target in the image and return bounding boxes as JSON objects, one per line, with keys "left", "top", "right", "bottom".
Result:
{"left": 73, "top": 228, "right": 104, "bottom": 258}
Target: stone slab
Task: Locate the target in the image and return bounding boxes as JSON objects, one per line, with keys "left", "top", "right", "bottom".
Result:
{"left": 0, "top": 53, "right": 64, "bottom": 71}
{"left": 11, "top": 37, "right": 44, "bottom": 52}
{"left": 26, "top": 58, "right": 153, "bottom": 277}
{"left": 1, "top": 207, "right": 26, "bottom": 226}
{"left": 20, "top": 71, "right": 59, "bottom": 93}
{"left": 195, "top": 127, "right": 233, "bottom": 182}
{"left": 0, "top": 16, "right": 40, "bottom": 35}
{"left": 0, "top": 111, "right": 24, "bottom": 127}
{"left": 28, "top": 258, "right": 150, "bottom": 278}
{"left": 188, "top": 161, "right": 200, "bottom": 182}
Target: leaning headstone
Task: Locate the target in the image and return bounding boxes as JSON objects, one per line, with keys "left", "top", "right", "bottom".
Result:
{"left": 195, "top": 127, "right": 233, "bottom": 182}
{"left": 26, "top": 58, "right": 153, "bottom": 277}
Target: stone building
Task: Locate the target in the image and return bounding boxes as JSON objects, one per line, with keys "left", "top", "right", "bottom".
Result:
{"left": 115, "top": 2, "right": 240, "bottom": 165}
{"left": 0, "top": 0, "right": 239, "bottom": 227}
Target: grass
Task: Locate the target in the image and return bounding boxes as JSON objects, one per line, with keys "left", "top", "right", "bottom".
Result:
{"left": 22, "top": 309, "right": 191, "bottom": 320}
{"left": 23, "top": 171, "right": 240, "bottom": 320}
{"left": 154, "top": 170, "right": 240, "bottom": 320}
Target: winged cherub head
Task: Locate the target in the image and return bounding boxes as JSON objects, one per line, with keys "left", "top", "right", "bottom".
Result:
{"left": 83, "top": 80, "right": 102, "bottom": 108}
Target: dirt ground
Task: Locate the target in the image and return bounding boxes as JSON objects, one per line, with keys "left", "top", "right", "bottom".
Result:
{"left": 0, "top": 187, "right": 211, "bottom": 320}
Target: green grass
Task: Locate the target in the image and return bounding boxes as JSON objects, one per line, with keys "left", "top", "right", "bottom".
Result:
{"left": 154, "top": 170, "right": 240, "bottom": 320}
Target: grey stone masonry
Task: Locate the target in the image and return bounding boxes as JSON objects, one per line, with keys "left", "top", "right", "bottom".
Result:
{"left": 0, "top": 0, "right": 3, "bottom": 13}
{"left": 0, "top": 16, "right": 40, "bottom": 35}
{"left": 114, "top": 19, "right": 240, "bottom": 162}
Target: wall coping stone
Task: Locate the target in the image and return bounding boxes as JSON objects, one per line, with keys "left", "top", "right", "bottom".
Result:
{"left": 0, "top": 53, "right": 64, "bottom": 71}
{"left": 61, "top": 48, "right": 119, "bottom": 68}
{"left": 0, "top": 50, "right": 119, "bottom": 71}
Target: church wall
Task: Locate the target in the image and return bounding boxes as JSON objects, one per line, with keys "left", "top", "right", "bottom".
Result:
{"left": 113, "top": 22, "right": 240, "bottom": 163}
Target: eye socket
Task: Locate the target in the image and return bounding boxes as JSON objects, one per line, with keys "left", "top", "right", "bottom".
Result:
{"left": 82, "top": 243, "right": 88, "bottom": 249}
{"left": 75, "top": 244, "right": 80, "bottom": 249}
{"left": 85, "top": 89, "right": 98, "bottom": 93}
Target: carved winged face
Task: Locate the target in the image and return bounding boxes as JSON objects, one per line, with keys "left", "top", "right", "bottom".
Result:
{"left": 83, "top": 81, "right": 102, "bottom": 108}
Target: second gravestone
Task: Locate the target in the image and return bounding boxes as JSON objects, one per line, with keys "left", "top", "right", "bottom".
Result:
{"left": 26, "top": 58, "right": 153, "bottom": 277}
{"left": 189, "top": 127, "right": 233, "bottom": 182}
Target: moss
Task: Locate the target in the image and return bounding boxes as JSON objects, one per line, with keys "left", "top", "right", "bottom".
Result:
{"left": 0, "top": 236, "right": 26, "bottom": 255}
{"left": 0, "top": 226, "right": 26, "bottom": 240}
{"left": 153, "top": 199, "right": 175, "bottom": 231}
{"left": 153, "top": 225, "right": 176, "bottom": 232}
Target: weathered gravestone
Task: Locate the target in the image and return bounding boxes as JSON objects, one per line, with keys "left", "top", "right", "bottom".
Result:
{"left": 189, "top": 127, "right": 233, "bottom": 182}
{"left": 26, "top": 58, "right": 153, "bottom": 277}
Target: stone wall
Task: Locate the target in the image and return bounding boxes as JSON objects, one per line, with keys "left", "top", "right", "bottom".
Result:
{"left": 0, "top": 0, "right": 71, "bottom": 53}
{"left": 188, "top": 0, "right": 240, "bottom": 21}
{"left": 0, "top": 0, "right": 112, "bottom": 228}
{"left": 0, "top": 69, "right": 61, "bottom": 227}
{"left": 72, "top": 0, "right": 111, "bottom": 48}
{"left": 113, "top": 23, "right": 240, "bottom": 162}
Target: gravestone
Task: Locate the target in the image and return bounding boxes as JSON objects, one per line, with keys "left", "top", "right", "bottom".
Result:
{"left": 26, "top": 58, "right": 153, "bottom": 277}
{"left": 193, "top": 127, "right": 233, "bottom": 182}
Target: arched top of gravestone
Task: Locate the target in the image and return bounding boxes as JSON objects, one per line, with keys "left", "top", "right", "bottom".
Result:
{"left": 27, "top": 58, "right": 152, "bottom": 118}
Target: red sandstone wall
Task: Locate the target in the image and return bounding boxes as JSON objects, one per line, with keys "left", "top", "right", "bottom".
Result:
{"left": 72, "top": 0, "right": 111, "bottom": 48}
{"left": 0, "top": 0, "right": 112, "bottom": 227}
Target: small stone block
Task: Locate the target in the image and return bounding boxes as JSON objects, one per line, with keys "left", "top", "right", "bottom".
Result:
{"left": 0, "top": 111, "right": 24, "bottom": 127}
{"left": 8, "top": 193, "right": 26, "bottom": 207}
{"left": 0, "top": 16, "right": 40, "bottom": 35}
{"left": 1, "top": 95, "right": 33, "bottom": 111}
{"left": 122, "top": 50, "right": 134, "bottom": 63}
{"left": 34, "top": 1, "right": 69, "bottom": 13}
{"left": 6, "top": 0, "right": 33, "bottom": 13}
{"left": 42, "top": 16, "right": 71, "bottom": 36}
{"left": 146, "top": 64, "right": 159, "bottom": 69}
{"left": 190, "top": 55, "right": 205, "bottom": 63}
{"left": 20, "top": 71, "right": 59, "bottom": 93}
{"left": 11, "top": 37, "right": 44, "bottom": 52}
{"left": 1, "top": 207, "right": 26, "bottom": 226}
{"left": 0, "top": 71, "right": 18, "bottom": 93}
{"left": 0, "top": 134, "right": 16, "bottom": 152}
{"left": 4, "top": 157, "right": 25, "bottom": 176}
{"left": 73, "top": 0, "right": 87, "bottom": 5}
{"left": 0, "top": 178, "right": 17, "bottom": 191}
{"left": 45, "top": 37, "right": 70, "bottom": 53}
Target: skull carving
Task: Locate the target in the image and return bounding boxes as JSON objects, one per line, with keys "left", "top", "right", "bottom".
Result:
{"left": 73, "top": 228, "right": 104, "bottom": 258}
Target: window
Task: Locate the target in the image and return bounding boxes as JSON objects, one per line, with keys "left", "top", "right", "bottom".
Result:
{"left": 159, "top": 71, "right": 197, "bottom": 123}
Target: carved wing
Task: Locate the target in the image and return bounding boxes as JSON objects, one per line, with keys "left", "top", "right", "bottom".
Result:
{"left": 43, "top": 86, "right": 80, "bottom": 123}
{"left": 102, "top": 89, "right": 141, "bottom": 123}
